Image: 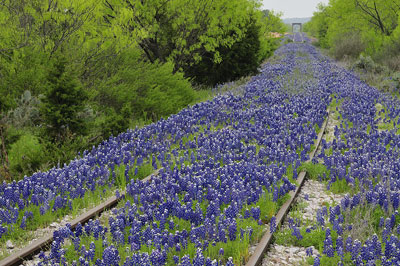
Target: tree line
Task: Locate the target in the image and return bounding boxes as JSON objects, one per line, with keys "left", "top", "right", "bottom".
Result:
{"left": 0, "top": 0, "right": 285, "bottom": 181}
{"left": 305, "top": 0, "right": 400, "bottom": 71}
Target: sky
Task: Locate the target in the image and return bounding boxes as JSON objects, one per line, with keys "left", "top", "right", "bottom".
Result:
{"left": 262, "top": 0, "right": 330, "bottom": 18}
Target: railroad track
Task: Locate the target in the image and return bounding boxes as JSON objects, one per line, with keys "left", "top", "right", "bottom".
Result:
{"left": 0, "top": 170, "right": 161, "bottom": 266}
{"left": 292, "top": 32, "right": 305, "bottom": 43}
{"left": 246, "top": 111, "right": 329, "bottom": 266}
{"left": 1, "top": 113, "right": 329, "bottom": 266}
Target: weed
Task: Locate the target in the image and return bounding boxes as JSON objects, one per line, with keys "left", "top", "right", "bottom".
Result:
{"left": 298, "top": 162, "right": 329, "bottom": 181}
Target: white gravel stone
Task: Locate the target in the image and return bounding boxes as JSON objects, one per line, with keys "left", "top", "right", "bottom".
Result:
{"left": 49, "top": 222, "right": 58, "bottom": 228}
{"left": 261, "top": 112, "right": 344, "bottom": 265}
{"left": 6, "top": 240, "right": 14, "bottom": 249}
{"left": 262, "top": 245, "right": 318, "bottom": 266}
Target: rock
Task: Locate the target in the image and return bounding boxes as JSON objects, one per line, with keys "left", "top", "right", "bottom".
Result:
{"left": 298, "top": 251, "right": 306, "bottom": 257}
{"left": 289, "top": 247, "right": 299, "bottom": 254}
{"left": 6, "top": 240, "right": 14, "bottom": 249}
{"left": 275, "top": 245, "right": 284, "bottom": 253}
{"left": 50, "top": 222, "right": 58, "bottom": 228}
{"left": 248, "top": 245, "right": 257, "bottom": 254}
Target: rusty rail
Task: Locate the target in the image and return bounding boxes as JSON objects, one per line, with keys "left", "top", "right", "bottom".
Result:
{"left": 0, "top": 170, "right": 160, "bottom": 266}
{"left": 245, "top": 112, "right": 329, "bottom": 266}
{"left": 1, "top": 112, "right": 329, "bottom": 266}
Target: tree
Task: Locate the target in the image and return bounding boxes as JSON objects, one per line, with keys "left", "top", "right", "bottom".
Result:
{"left": 354, "top": 0, "right": 399, "bottom": 36}
{"left": 304, "top": 3, "right": 331, "bottom": 48}
{"left": 104, "top": 0, "right": 258, "bottom": 73}
{"left": 40, "top": 56, "right": 87, "bottom": 141}
{"left": 186, "top": 12, "right": 263, "bottom": 85}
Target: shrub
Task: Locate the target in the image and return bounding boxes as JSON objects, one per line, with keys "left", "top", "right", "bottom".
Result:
{"left": 99, "top": 48, "right": 194, "bottom": 121}
{"left": 392, "top": 72, "right": 400, "bottom": 90}
{"left": 284, "top": 38, "right": 293, "bottom": 44}
{"left": 99, "top": 106, "right": 130, "bottom": 139}
{"left": 40, "top": 55, "right": 88, "bottom": 141}
{"left": 8, "top": 90, "right": 42, "bottom": 128}
{"left": 353, "top": 54, "right": 390, "bottom": 75}
{"left": 8, "top": 132, "right": 44, "bottom": 178}
{"left": 374, "top": 38, "right": 400, "bottom": 71}
{"left": 353, "top": 55, "right": 376, "bottom": 72}
{"left": 186, "top": 16, "right": 264, "bottom": 86}
{"left": 0, "top": 48, "right": 49, "bottom": 112}
{"left": 331, "top": 32, "right": 365, "bottom": 60}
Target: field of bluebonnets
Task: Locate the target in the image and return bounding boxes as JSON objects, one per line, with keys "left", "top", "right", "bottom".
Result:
{"left": 2, "top": 33, "right": 400, "bottom": 265}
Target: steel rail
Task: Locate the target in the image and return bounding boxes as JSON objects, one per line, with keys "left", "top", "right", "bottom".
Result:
{"left": 0, "top": 169, "right": 161, "bottom": 266}
{"left": 1, "top": 112, "right": 329, "bottom": 266}
{"left": 245, "top": 112, "right": 330, "bottom": 266}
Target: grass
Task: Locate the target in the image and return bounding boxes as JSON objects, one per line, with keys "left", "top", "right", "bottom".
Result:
{"left": 275, "top": 225, "right": 329, "bottom": 253}
{"left": 1, "top": 49, "right": 334, "bottom": 264}
{"left": 59, "top": 182, "right": 277, "bottom": 265}
{"left": 0, "top": 181, "right": 115, "bottom": 259}
{"left": 0, "top": 111, "right": 309, "bottom": 263}
{"left": 375, "top": 103, "right": 400, "bottom": 134}
{"left": 298, "top": 162, "right": 329, "bottom": 181}
{"left": 328, "top": 178, "right": 356, "bottom": 195}
{"left": 0, "top": 159, "right": 155, "bottom": 260}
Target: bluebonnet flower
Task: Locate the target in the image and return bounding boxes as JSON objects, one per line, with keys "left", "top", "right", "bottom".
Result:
{"left": 173, "top": 255, "right": 180, "bottom": 264}
{"left": 270, "top": 216, "right": 277, "bottom": 233}
{"left": 352, "top": 240, "right": 362, "bottom": 261}
{"left": 379, "top": 217, "right": 385, "bottom": 228}
{"left": 102, "top": 245, "right": 120, "bottom": 266}
{"left": 251, "top": 207, "right": 261, "bottom": 221}
{"left": 323, "top": 228, "right": 334, "bottom": 257}
{"left": 306, "top": 247, "right": 313, "bottom": 256}
{"left": 219, "top": 247, "right": 224, "bottom": 256}
{"left": 228, "top": 221, "right": 237, "bottom": 241}
{"left": 193, "top": 248, "right": 205, "bottom": 266}
{"left": 316, "top": 210, "right": 324, "bottom": 226}
{"left": 313, "top": 256, "right": 320, "bottom": 266}
{"left": 150, "top": 249, "right": 165, "bottom": 266}
{"left": 291, "top": 226, "right": 303, "bottom": 240}
{"left": 219, "top": 257, "right": 232, "bottom": 266}
{"left": 20, "top": 215, "right": 27, "bottom": 229}
{"left": 179, "top": 255, "right": 191, "bottom": 266}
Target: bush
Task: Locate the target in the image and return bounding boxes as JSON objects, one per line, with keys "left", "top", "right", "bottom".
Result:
{"left": 40, "top": 56, "right": 88, "bottom": 141}
{"left": 8, "top": 90, "right": 42, "bottom": 128}
{"left": 374, "top": 38, "right": 400, "bottom": 71}
{"left": 99, "top": 107, "right": 130, "bottom": 139}
{"left": 353, "top": 55, "right": 376, "bottom": 72}
{"left": 331, "top": 32, "right": 365, "bottom": 60}
{"left": 353, "top": 54, "right": 389, "bottom": 74}
{"left": 186, "top": 16, "right": 264, "bottom": 86}
{"left": 8, "top": 133, "right": 44, "bottom": 178}
{"left": 392, "top": 72, "right": 400, "bottom": 90}
{"left": 99, "top": 48, "right": 194, "bottom": 121}
{"left": 0, "top": 48, "right": 49, "bottom": 112}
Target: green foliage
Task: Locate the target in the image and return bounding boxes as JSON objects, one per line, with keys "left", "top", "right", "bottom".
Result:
{"left": 298, "top": 162, "right": 329, "bottom": 180}
{"left": 7, "top": 91, "right": 42, "bottom": 128}
{"left": 100, "top": 48, "right": 194, "bottom": 121}
{"left": 331, "top": 31, "right": 365, "bottom": 60}
{"left": 329, "top": 178, "right": 356, "bottom": 194}
{"left": 40, "top": 56, "right": 88, "bottom": 140}
{"left": 107, "top": 0, "right": 260, "bottom": 70}
{"left": 306, "top": 0, "right": 400, "bottom": 70}
{"left": 186, "top": 9, "right": 283, "bottom": 86}
{"left": 303, "top": 3, "right": 330, "bottom": 48}
{"left": 354, "top": 54, "right": 378, "bottom": 71}
{"left": 99, "top": 107, "right": 130, "bottom": 140}
{"left": 8, "top": 132, "right": 44, "bottom": 178}
{"left": 275, "top": 225, "right": 328, "bottom": 251}
{"left": 0, "top": 0, "right": 285, "bottom": 181}
{"left": 186, "top": 14, "right": 262, "bottom": 86}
